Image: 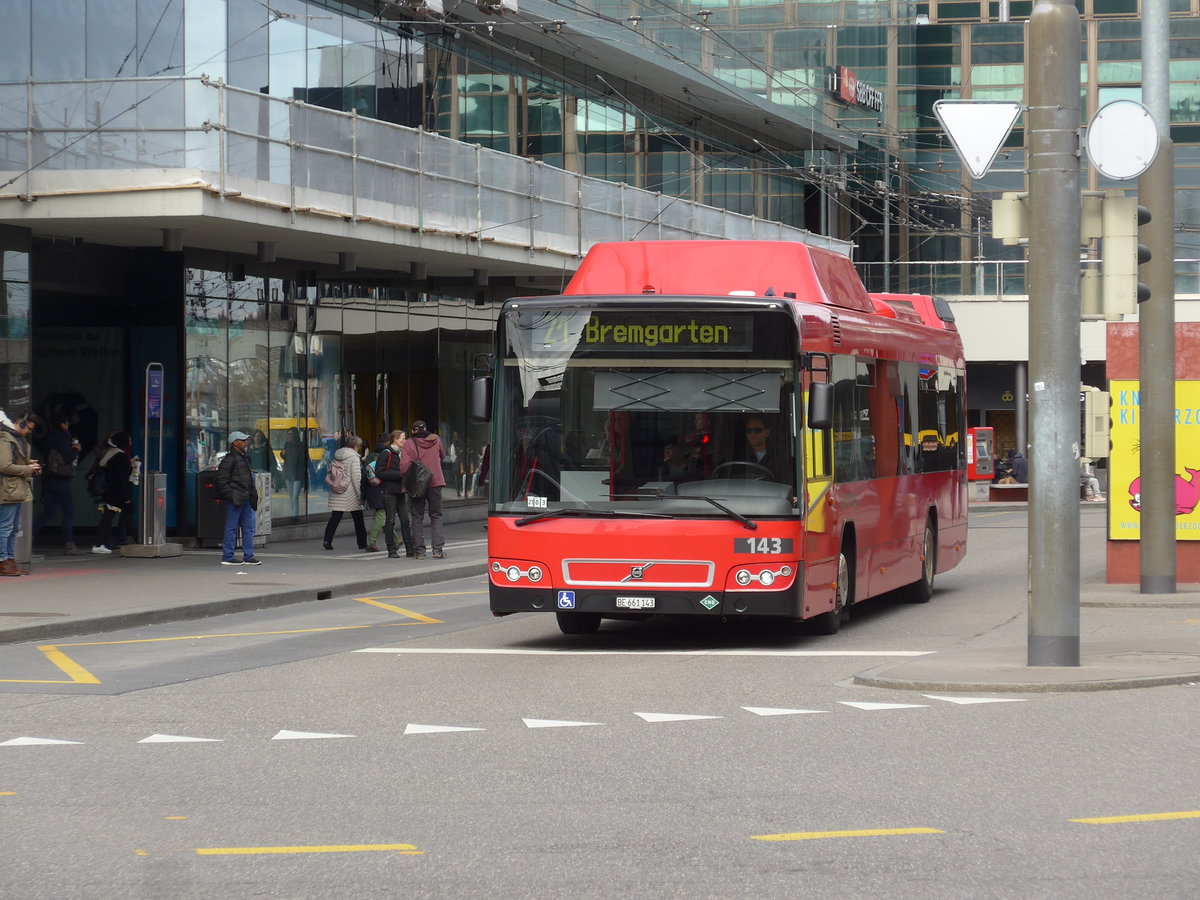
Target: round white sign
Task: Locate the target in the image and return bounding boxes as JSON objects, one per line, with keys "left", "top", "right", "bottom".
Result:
{"left": 1086, "top": 100, "right": 1160, "bottom": 181}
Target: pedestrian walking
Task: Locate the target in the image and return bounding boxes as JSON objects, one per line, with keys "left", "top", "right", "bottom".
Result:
{"left": 0, "top": 411, "right": 42, "bottom": 576}
{"left": 400, "top": 419, "right": 447, "bottom": 559}
{"left": 33, "top": 412, "right": 88, "bottom": 554}
{"left": 374, "top": 430, "right": 414, "bottom": 559}
{"left": 362, "top": 435, "right": 388, "bottom": 552}
{"left": 322, "top": 434, "right": 367, "bottom": 551}
{"left": 216, "top": 430, "right": 261, "bottom": 566}
{"left": 91, "top": 430, "right": 134, "bottom": 555}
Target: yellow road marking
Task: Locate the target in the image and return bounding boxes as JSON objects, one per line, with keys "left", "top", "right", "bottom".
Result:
{"left": 1, "top": 594, "right": 457, "bottom": 684}
{"left": 53, "top": 625, "right": 375, "bottom": 649}
{"left": 165, "top": 816, "right": 188, "bottom": 820}
{"left": 752, "top": 828, "right": 944, "bottom": 841}
{"left": 195, "top": 844, "right": 422, "bottom": 856}
{"left": 1071, "top": 810, "right": 1200, "bottom": 825}
{"left": 1, "top": 792, "right": 15, "bottom": 796}
{"left": 354, "top": 599, "right": 443, "bottom": 623}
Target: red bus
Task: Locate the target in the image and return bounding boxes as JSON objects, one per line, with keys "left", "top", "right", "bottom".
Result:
{"left": 472, "top": 241, "right": 967, "bottom": 635}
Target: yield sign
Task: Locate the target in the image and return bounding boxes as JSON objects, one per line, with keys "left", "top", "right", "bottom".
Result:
{"left": 933, "top": 100, "right": 1023, "bottom": 179}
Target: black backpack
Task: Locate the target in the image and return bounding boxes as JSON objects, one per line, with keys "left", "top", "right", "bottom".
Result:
{"left": 86, "top": 459, "right": 110, "bottom": 498}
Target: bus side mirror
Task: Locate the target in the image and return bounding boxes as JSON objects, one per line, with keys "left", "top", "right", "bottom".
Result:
{"left": 470, "top": 375, "right": 493, "bottom": 423}
{"left": 808, "top": 381, "right": 832, "bottom": 429}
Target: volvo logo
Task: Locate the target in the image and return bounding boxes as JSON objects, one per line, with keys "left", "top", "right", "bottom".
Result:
{"left": 622, "top": 562, "right": 655, "bottom": 582}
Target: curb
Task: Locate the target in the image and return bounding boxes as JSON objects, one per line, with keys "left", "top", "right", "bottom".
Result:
{"left": 851, "top": 670, "right": 1200, "bottom": 693}
{"left": 0, "top": 562, "right": 486, "bottom": 646}
{"left": 850, "top": 639, "right": 1200, "bottom": 693}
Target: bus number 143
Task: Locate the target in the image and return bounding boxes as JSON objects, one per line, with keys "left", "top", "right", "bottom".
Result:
{"left": 735, "top": 537, "right": 793, "bottom": 554}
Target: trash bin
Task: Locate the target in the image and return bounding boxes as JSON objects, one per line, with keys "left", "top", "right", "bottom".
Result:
{"left": 196, "top": 470, "right": 224, "bottom": 546}
{"left": 140, "top": 472, "right": 168, "bottom": 546}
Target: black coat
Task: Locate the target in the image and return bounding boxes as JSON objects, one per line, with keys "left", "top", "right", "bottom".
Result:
{"left": 376, "top": 445, "right": 406, "bottom": 495}
{"left": 217, "top": 447, "right": 258, "bottom": 509}
{"left": 43, "top": 427, "right": 79, "bottom": 481}
{"left": 95, "top": 448, "right": 133, "bottom": 507}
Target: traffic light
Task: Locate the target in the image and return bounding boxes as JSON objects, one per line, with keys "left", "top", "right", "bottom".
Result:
{"left": 991, "top": 192, "right": 1028, "bottom": 245}
{"left": 1100, "top": 195, "right": 1152, "bottom": 318}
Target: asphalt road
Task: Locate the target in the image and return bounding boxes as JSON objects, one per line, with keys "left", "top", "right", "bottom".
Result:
{"left": 3, "top": 506, "right": 1199, "bottom": 898}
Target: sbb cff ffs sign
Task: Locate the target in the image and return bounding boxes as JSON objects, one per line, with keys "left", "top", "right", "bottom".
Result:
{"left": 825, "top": 66, "right": 883, "bottom": 114}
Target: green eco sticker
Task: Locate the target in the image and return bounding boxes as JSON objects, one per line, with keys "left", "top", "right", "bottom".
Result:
{"left": 700, "top": 596, "right": 719, "bottom": 610}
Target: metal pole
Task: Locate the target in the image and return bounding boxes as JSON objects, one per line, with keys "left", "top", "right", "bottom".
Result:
{"left": 883, "top": 188, "right": 890, "bottom": 292}
{"left": 1026, "top": 0, "right": 1081, "bottom": 666}
{"left": 1138, "top": 0, "right": 1176, "bottom": 594}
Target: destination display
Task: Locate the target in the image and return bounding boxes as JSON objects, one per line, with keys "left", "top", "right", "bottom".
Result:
{"left": 578, "top": 314, "right": 753, "bottom": 353}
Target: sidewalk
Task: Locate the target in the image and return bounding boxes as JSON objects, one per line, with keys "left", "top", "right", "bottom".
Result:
{"left": 0, "top": 517, "right": 489, "bottom": 646}
{"left": 5, "top": 501, "right": 1200, "bottom": 693}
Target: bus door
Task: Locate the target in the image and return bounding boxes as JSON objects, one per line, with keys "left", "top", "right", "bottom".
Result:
{"left": 802, "top": 380, "right": 837, "bottom": 609}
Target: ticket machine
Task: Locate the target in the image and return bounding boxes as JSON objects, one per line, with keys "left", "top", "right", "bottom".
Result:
{"left": 967, "top": 427, "right": 994, "bottom": 481}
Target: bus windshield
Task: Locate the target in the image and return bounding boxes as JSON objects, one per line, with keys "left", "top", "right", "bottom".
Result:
{"left": 490, "top": 304, "right": 800, "bottom": 518}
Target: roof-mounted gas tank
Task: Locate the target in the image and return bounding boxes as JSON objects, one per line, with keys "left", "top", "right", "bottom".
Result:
{"left": 563, "top": 240, "right": 877, "bottom": 314}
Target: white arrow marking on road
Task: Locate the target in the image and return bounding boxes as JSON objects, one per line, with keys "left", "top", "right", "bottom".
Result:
{"left": 522, "top": 718, "right": 603, "bottom": 729}
{"left": 635, "top": 712, "right": 722, "bottom": 723}
{"left": 0, "top": 736, "right": 84, "bottom": 746}
{"left": 138, "top": 734, "right": 223, "bottom": 743}
{"left": 270, "top": 730, "right": 356, "bottom": 740}
{"left": 922, "top": 695, "right": 1029, "bottom": 705}
{"left": 838, "top": 701, "right": 930, "bottom": 711}
{"left": 741, "top": 707, "right": 828, "bottom": 717}
{"left": 403, "top": 723, "right": 484, "bottom": 735}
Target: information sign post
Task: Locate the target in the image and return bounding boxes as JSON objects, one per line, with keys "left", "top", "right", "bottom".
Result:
{"left": 121, "top": 362, "right": 182, "bottom": 558}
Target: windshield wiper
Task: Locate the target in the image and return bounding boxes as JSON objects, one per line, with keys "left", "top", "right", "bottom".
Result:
{"left": 515, "top": 507, "right": 672, "bottom": 527}
{"left": 612, "top": 492, "right": 757, "bottom": 530}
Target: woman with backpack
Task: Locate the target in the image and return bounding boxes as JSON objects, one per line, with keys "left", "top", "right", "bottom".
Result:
{"left": 322, "top": 434, "right": 366, "bottom": 551}
{"left": 91, "top": 431, "right": 133, "bottom": 554}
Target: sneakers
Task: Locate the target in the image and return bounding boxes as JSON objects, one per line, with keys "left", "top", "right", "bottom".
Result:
{"left": 242, "top": 558, "right": 262, "bottom": 566}
{"left": 220, "top": 559, "right": 240, "bottom": 566}
{"left": 366, "top": 545, "right": 379, "bottom": 553}
{"left": 432, "top": 550, "right": 446, "bottom": 559}
{"left": 322, "top": 542, "right": 333, "bottom": 550}
{"left": 91, "top": 545, "right": 113, "bottom": 555}
{"left": 414, "top": 552, "right": 427, "bottom": 560}
{"left": 387, "top": 550, "right": 400, "bottom": 559}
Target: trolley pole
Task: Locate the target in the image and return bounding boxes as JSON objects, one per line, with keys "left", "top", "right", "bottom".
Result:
{"left": 1026, "top": 0, "right": 1081, "bottom": 665}
{"left": 1138, "top": 0, "right": 1176, "bottom": 594}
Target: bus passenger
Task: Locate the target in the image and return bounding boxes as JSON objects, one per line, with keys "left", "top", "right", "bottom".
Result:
{"left": 684, "top": 412, "right": 716, "bottom": 475}
{"left": 660, "top": 441, "right": 690, "bottom": 480}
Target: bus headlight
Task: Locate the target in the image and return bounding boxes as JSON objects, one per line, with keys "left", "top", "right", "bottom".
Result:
{"left": 491, "top": 560, "right": 547, "bottom": 585}
{"left": 727, "top": 565, "right": 795, "bottom": 590}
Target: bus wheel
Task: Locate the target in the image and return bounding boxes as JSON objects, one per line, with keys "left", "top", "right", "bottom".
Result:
{"left": 808, "top": 549, "right": 852, "bottom": 635}
{"left": 556, "top": 610, "right": 601, "bottom": 635}
{"left": 905, "top": 519, "right": 936, "bottom": 604}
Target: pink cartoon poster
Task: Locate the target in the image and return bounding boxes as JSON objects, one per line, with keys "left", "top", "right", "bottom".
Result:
{"left": 1109, "top": 380, "right": 1200, "bottom": 540}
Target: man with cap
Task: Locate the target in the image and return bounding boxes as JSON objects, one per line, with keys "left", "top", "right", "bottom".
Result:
{"left": 216, "top": 430, "right": 261, "bottom": 566}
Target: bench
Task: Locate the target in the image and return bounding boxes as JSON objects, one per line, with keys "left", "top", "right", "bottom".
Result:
{"left": 988, "top": 483, "right": 1096, "bottom": 501}
{"left": 989, "top": 483, "right": 1027, "bottom": 502}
